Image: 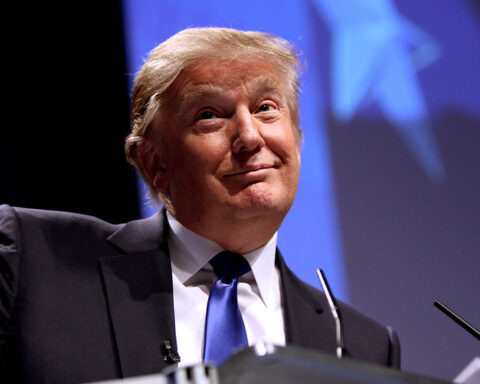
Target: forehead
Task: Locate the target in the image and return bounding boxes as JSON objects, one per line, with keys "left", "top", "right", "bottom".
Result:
{"left": 166, "top": 58, "right": 285, "bottom": 106}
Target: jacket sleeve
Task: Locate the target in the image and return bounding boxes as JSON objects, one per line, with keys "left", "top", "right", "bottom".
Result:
{"left": 387, "top": 326, "right": 401, "bottom": 369}
{"left": 0, "top": 205, "right": 22, "bottom": 375}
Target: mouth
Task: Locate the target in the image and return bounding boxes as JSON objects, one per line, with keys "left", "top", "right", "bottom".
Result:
{"left": 224, "top": 164, "right": 277, "bottom": 177}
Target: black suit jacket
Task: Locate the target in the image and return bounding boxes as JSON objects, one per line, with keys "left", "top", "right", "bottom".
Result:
{"left": 0, "top": 205, "right": 400, "bottom": 383}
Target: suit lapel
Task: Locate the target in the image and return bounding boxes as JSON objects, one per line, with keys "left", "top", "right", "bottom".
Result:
{"left": 99, "top": 216, "right": 337, "bottom": 375}
{"left": 276, "top": 249, "right": 338, "bottom": 355}
{"left": 100, "top": 211, "right": 177, "bottom": 378}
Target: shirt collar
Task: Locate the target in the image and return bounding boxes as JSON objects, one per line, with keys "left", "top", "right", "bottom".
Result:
{"left": 166, "top": 211, "right": 278, "bottom": 307}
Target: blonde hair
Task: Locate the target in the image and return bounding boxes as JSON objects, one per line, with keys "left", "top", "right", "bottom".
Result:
{"left": 125, "top": 27, "right": 303, "bottom": 204}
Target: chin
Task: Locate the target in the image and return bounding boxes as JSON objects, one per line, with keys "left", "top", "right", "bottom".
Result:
{"left": 228, "top": 189, "right": 293, "bottom": 221}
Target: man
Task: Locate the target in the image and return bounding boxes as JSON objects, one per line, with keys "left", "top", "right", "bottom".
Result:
{"left": 0, "top": 27, "right": 400, "bottom": 383}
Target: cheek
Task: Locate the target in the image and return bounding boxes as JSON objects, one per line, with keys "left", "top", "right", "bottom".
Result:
{"left": 266, "top": 124, "right": 299, "bottom": 162}
{"left": 173, "top": 134, "right": 230, "bottom": 176}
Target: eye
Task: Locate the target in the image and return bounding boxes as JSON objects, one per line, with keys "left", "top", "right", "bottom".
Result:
{"left": 256, "top": 102, "right": 278, "bottom": 113}
{"left": 198, "top": 110, "right": 215, "bottom": 120}
{"left": 258, "top": 104, "right": 272, "bottom": 112}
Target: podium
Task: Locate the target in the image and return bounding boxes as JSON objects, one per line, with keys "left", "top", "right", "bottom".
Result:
{"left": 89, "top": 344, "right": 451, "bottom": 384}
{"left": 217, "top": 344, "right": 449, "bottom": 384}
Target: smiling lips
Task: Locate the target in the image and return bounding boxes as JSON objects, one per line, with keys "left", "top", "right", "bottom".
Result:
{"left": 224, "top": 163, "right": 278, "bottom": 177}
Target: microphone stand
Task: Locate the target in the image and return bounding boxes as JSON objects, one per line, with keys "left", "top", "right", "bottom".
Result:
{"left": 316, "top": 269, "right": 348, "bottom": 359}
{"left": 434, "top": 300, "right": 480, "bottom": 340}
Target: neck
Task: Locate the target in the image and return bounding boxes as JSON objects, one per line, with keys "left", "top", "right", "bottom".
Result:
{"left": 172, "top": 211, "right": 282, "bottom": 254}
{"left": 213, "top": 222, "right": 278, "bottom": 254}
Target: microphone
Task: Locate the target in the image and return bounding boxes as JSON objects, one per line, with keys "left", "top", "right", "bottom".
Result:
{"left": 161, "top": 340, "right": 181, "bottom": 364}
{"left": 316, "top": 269, "right": 348, "bottom": 359}
{"left": 434, "top": 300, "right": 480, "bottom": 340}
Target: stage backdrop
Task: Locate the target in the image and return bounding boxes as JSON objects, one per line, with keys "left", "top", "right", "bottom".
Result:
{"left": 122, "top": 1, "right": 480, "bottom": 381}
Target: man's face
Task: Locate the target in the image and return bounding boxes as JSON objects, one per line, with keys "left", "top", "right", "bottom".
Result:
{"left": 151, "top": 58, "right": 301, "bottom": 233}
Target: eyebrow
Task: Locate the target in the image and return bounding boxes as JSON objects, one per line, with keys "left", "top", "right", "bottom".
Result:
{"left": 177, "top": 83, "right": 224, "bottom": 117}
{"left": 248, "top": 75, "right": 285, "bottom": 102}
{"left": 175, "top": 74, "right": 285, "bottom": 118}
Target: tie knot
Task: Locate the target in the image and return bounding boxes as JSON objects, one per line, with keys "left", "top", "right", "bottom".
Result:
{"left": 210, "top": 251, "right": 250, "bottom": 283}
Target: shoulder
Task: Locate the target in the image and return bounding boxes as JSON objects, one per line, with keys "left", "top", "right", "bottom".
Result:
{"left": 299, "top": 277, "right": 382, "bottom": 329}
{"left": 0, "top": 204, "right": 119, "bottom": 231}
{"left": 277, "top": 253, "right": 383, "bottom": 331}
{"left": 286, "top": 266, "right": 389, "bottom": 336}
{"left": 0, "top": 205, "right": 127, "bottom": 274}
{"left": 0, "top": 204, "right": 126, "bottom": 246}
{"left": 277, "top": 254, "right": 400, "bottom": 368}
{"left": 0, "top": 205, "right": 125, "bottom": 273}
{"left": 0, "top": 204, "right": 168, "bottom": 257}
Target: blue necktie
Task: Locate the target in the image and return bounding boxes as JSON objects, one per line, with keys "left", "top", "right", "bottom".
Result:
{"left": 203, "top": 251, "right": 251, "bottom": 365}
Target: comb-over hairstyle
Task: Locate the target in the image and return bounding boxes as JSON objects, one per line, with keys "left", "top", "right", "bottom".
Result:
{"left": 125, "top": 27, "right": 303, "bottom": 205}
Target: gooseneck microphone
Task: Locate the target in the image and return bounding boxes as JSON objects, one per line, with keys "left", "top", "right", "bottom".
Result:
{"left": 316, "top": 269, "right": 348, "bottom": 359}
{"left": 434, "top": 300, "right": 480, "bottom": 340}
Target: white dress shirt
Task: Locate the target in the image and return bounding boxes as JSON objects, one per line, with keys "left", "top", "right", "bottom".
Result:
{"left": 166, "top": 211, "right": 286, "bottom": 367}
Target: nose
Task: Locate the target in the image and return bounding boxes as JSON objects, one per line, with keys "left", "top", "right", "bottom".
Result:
{"left": 232, "top": 108, "right": 265, "bottom": 154}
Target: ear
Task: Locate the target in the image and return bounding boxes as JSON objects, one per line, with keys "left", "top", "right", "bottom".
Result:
{"left": 136, "top": 139, "right": 169, "bottom": 195}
